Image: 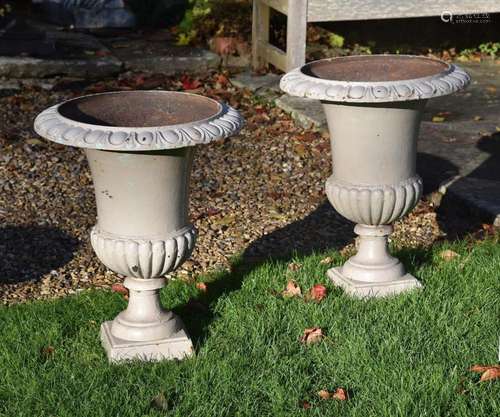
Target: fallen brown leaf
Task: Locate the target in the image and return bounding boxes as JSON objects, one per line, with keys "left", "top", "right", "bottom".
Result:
{"left": 332, "top": 388, "right": 348, "bottom": 401}
{"left": 300, "top": 327, "right": 323, "bottom": 344}
{"left": 39, "top": 345, "right": 55, "bottom": 363}
{"left": 301, "top": 400, "right": 312, "bottom": 409}
{"left": 317, "top": 387, "right": 348, "bottom": 401}
{"left": 439, "top": 249, "right": 460, "bottom": 261}
{"left": 305, "top": 284, "right": 328, "bottom": 302}
{"left": 317, "top": 389, "right": 331, "bottom": 400}
{"left": 319, "top": 256, "right": 332, "bottom": 265}
{"left": 181, "top": 75, "right": 202, "bottom": 90}
{"left": 480, "top": 368, "right": 500, "bottom": 382}
{"left": 470, "top": 364, "right": 500, "bottom": 382}
{"left": 215, "top": 73, "right": 229, "bottom": 86}
{"left": 111, "top": 282, "right": 129, "bottom": 299}
{"left": 282, "top": 280, "right": 302, "bottom": 298}
{"left": 40, "top": 345, "right": 55, "bottom": 358}
{"left": 340, "top": 244, "right": 356, "bottom": 258}
{"left": 287, "top": 262, "right": 302, "bottom": 272}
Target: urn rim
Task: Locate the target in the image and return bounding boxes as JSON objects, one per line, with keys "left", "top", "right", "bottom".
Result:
{"left": 280, "top": 54, "right": 470, "bottom": 103}
{"left": 34, "top": 90, "right": 244, "bottom": 151}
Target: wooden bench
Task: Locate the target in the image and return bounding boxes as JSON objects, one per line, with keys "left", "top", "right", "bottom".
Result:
{"left": 252, "top": 0, "right": 500, "bottom": 72}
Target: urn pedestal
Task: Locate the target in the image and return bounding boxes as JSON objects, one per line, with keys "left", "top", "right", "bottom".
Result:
{"left": 35, "top": 91, "right": 243, "bottom": 361}
{"left": 281, "top": 55, "right": 470, "bottom": 298}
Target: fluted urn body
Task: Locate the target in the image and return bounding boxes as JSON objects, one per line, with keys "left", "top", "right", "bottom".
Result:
{"left": 281, "top": 55, "right": 470, "bottom": 297}
{"left": 34, "top": 91, "right": 243, "bottom": 360}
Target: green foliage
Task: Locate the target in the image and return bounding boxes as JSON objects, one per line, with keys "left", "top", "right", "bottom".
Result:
{"left": 352, "top": 44, "right": 372, "bottom": 55}
{"left": 328, "top": 33, "right": 345, "bottom": 48}
{"left": 177, "top": 0, "right": 213, "bottom": 45}
{"left": 0, "top": 1, "right": 12, "bottom": 17}
{"left": 478, "top": 42, "right": 500, "bottom": 58}
{"left": 458, "top": 42, "right": 500, "bottom": 61}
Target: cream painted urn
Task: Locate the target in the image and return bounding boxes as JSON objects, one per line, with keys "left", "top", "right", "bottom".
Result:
{"left": 281, "top": 55, "right": 470, "bottom": 298}
{"left": 34, "top": 91, "right": 243, "bottom": 361}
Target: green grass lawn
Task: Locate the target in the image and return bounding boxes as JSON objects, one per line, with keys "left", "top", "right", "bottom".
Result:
{"left": 1, "top": 238, "right": 500, "bottom": 417}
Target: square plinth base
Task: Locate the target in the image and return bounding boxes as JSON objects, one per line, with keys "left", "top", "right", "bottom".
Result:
{"left": 328, "top": 267, "right": 422, "bottom": 298}
{"left": 100, "top": 321, "right": 194, "bottom": 363}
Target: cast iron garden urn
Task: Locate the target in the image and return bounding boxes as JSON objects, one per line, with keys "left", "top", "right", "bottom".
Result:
{"left": 280, "top": 55, "right": 470, "bottom": 298}
{"left": 34, "top": 91, "right": 244, "bottom": 361}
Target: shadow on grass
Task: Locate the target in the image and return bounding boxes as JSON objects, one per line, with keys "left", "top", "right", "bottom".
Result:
{"left": 176, "top": 201, "right": 355, "bottom": 346}
{"left": 0, "top": 225, "right": 78, "bottom": 284}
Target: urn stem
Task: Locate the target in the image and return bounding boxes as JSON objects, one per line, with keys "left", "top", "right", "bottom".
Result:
{"left": 110, "top": 277, "right": 177, "bottom": 342}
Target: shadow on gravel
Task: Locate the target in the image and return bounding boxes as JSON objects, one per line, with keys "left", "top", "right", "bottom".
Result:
{"left": 243, "top": 201, "right": 354, "bottom": 262}
{"left": 0, "top": 225, "right": 78, "bottom": 284}
{"left": 417, "top": 152, "right": 459, "bottom": 194}
{"left": 436, "top": 134, "right": 500, "bottom": 239}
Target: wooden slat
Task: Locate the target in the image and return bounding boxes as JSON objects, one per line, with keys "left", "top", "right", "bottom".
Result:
{"left": 252, "top": 0, "right": 270, "bottom": 70}
{"left": 261, "top": 0, "right": 288, "bottom": 15}
{"left": 259, "top": 41, "right": 287, "bottom": 72}
{"left": 286, "top": 0, "right": 308, "bottom": 71}
{"left": 307, "top": 0, "right": 500, "bottom": 22}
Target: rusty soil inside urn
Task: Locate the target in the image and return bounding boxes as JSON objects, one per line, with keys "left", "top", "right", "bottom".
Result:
{"left": 303, "top": 55, "right": 449, "bottom": 82}
{"left": 58, "top": 91, "right": 221, "bottom": 128}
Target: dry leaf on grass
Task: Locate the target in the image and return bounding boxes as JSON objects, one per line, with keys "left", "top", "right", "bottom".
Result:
{"left": 40, "top": 345, "right": 55, "bottom": 361}
{"left": 319, "top": 256, "right": 332, "bottom": 265}
{"left": 301, "top": 400, "right": 312, "bottom": 409}
{"left": 317, "top": 389, "right": 331, "bottom": 400}
{"left": 287, "top": 262, "right": 302, "bottom": 272}
{"left": 340, "top": 244, "right": 356, "bottom": 258}
{"left": 470, "top": 364, "right": 500, "bottom": 382}
{"left": 282, "top": 280, "right": 302, "bottom": 298}
{"left": 332, "top": 388, "right": 348, "bottom": 400}
{"left": 305, "top": 284, "right": 328, "bottom": 302}
{"left": 111, "top": 282, "right": 129, "bottom": 299}
{"left": 440, "top": 249, "right": 460, "bottom": 261}
{"left": 300, "top": 327, "right": 323, "bottom": 344}
{"left": 317, "top": 388, "right": 349, "bottom": 401}
{"left": 196, "top": 282, "right": 208, "bottom": 292}
{"left": 40, "top": 345, "right": 55, "bottom": 364}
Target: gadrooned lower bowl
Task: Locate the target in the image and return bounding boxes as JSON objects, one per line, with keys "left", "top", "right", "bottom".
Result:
{"left": 34, "top": 90, "right": 244, "bottom": 151}
{"left": 280, "top": 54, "right": 470, "bottom": 103}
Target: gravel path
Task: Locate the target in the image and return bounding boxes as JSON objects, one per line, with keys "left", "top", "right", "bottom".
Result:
{"left": 0, "top": 72, "right": 444, "bottom": 304}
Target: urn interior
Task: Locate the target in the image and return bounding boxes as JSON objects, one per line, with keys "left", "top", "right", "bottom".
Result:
{"left": 58, "top": 91, "right": 222, "bottom": 127}
{"left": 302, "top": 55, "right": 450, "bottom": 83}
